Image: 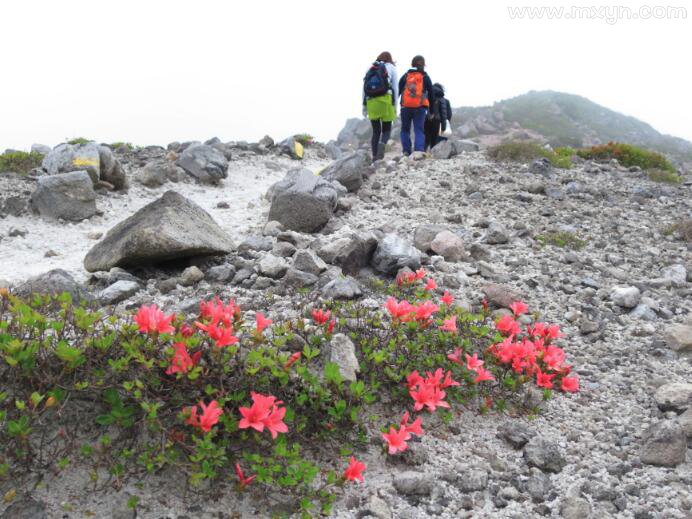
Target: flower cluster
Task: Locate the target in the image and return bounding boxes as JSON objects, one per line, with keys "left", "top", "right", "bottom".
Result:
{"left": 407, "top": 368, "right": 459, "bottom": 412}
{"left": 385, "top": 297, "right": 440, "bottom": 324}
{"left": 166, "top": 342, "right": 201, "bottom": 375}
{"left": 134, "top": 304, "right": 175, "bottom": 335}
{"left": 238, "top": 392, "right": 288, "bottom": 439}
{"left": 195, "top": 297, "right": 240, "bottom": 348}
{"left": 185, "top": 400, "right": 223, "bottom": 432}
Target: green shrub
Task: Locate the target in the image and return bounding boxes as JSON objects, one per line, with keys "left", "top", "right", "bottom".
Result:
{"left": 577, "top": 142, "right": 675, "bottom": 172}
{"left": 486, "top": 141, "right": 573, "bottom": 169}
{"left": 109, "top": 142, "right": 135, "bottom": 151}
{"left": 0, "top": 151, "right": 43, "bottom": 174}
{"left": 293, "top": 134, "right": 315, "bottom": 147}
{"left": 536, "top": 231, "right": 587, "bottom": 250}
{"left": 647, "top": 168, "right": 681, "bottom": 184}
{"left": 67, "top": 137, "right": 91, "bottom": 145}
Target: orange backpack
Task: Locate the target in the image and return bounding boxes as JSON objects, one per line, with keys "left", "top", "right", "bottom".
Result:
{"left": 402, "top": 71, "right": 429, "bottom": 108}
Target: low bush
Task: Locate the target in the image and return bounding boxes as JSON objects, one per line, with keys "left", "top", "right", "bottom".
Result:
{"left": 109, "top": 142, "right": 135, "bottom": 151}
{"left": 486, "top": 141, "right": 573, "bottom": 169}
{"left": 293, "top": 134, "right": 315, "bottom": 147}
{"left": 647, "top": 168, "right": 681, "bottom": 184}
{"left": 535, "top": 231, "right": 587, "bottom": 250}
{"left": 67, "top": 137, "right": 91, "bottom": 146}
{"left": 0, "top": 151, "right": 43, "bottom": 174}
{"left": 0, "top": 273, "right": 578, "bottom": 515}
{"left": 577, "top": 142, "right": 675, "bottom": 172}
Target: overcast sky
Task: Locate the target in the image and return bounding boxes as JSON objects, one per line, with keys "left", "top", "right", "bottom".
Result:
{"left": 1, "top": 0, "right": 690, "bottom": 150}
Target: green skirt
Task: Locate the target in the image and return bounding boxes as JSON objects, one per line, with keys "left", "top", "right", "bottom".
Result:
{"left": 366, "top": 93, "right": 396, "bottom": 122}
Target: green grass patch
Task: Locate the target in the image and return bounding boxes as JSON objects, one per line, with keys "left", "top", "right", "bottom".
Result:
{"left": 67, "top": 137, "right": 91, "bottom": 145}
{"left": 0, "top": 151, "right": 43, "bottom": 174}
{"left": 577, "top": 142, "right": 675, "bottom": 172}
{"left": 486, "top": 141, "right": 574, "bottom": 169}
{"left": 536, "top": 231, "right": 587, "bottom": 250}
{"left": 647, "top": 168, "right": 681, "bottom": 184}
{"left": 109, "top": 142, "right": 135, "bottom": 151}
{"left": 293, "top": 134, "right": 315, "bottom": 147}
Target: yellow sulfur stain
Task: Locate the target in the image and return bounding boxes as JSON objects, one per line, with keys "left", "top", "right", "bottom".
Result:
{"left": 72, "top": 157, "right": 98, "bottom": 167}
{"left": 294, "top": 141, "right": 304, "bottom": 159}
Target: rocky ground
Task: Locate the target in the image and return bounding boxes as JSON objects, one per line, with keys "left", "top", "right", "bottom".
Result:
{"left": 0, "top": 134, "right": 691, "bottom": 518}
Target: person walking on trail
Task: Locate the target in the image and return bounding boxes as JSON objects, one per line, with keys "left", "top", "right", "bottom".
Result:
{"left": 398, "top": 55, "right": 434, "bottom": 156}
{"left": 363, "top": 51, "right": 398, "bottom": 162}
{"left": 424, "top": 83, "right": 453, "bottom": 151}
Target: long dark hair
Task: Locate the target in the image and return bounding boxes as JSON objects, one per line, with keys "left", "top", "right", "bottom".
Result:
{"left": 376, "top": 51, "right": 395, "bottom": 65}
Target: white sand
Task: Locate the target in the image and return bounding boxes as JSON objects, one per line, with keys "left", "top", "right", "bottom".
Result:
{"left": 0, "top": 154, "right": 328, "bottom": 285}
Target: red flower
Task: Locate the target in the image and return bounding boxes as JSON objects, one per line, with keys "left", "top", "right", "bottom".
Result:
{"left": 410, "top": 383, "right": 450, "bottom": 412}
{"left": 441, "top": 291, "right": 454, "bottom": 305}
{"left": 195, "top": 321, "right": 238, "bottom": 348}
{"left": 496, "top": 314, "right": 521, "bottom": 336}
{"left": 400, "top": 411, "right": 423, "bottom": 437}
{"left": 473, "top": 367, "right": 496, "bottom": 384}
{"left": 180, "top": 323, "right": 195, "bottom": 338}
{"left": 441, "top": 316, "right": 457, "bottom": 333}
{"left": 382, "top": 426, "right": 410, "bottom": 454}
{"left": 447, "top": 348, "right": 462, "bottom": 365}
{"left": 481, "top": 298, "right": 489, "bottom": 312}
{"left": 200, "top": 297, "right": 239, "bottom": 328}
{"left": 238, "top": 392, "right": 288, "bottom": 439}
{"left": 406, "top": 370, "right": 423, "bottom": 389}
{"left": 284, "top": 351, "right": 301, "bottom": 369}
{"left": 509, "top": 301, "right": 529, "bottom": 316}
{"left": 235, "top": 463, "right": 256, "bottom": 489}
{"left": 561, "top": 376, "right": 580, "bottom": 393}
{"left": 536, "top": 368, "right": 556, "bottom": 389}
{"left": 185, "top": 400, "right": 223, "bottom": 432}
{"left": 414, "top": 300, "right": 439, "bottom": 321}
{"left": 385, "top": 297, "right": 415, "bottom": 321}
{"left": 396, "top": 271, "right": 416, "bottom": 286}
{"left": 543, "top": 345, "right": 565, "bottom": 371}
{"left": 415, "top": 268, "right": 427, "bottom": 280}
{"left": 343, "top": 456, "right": 366, "bottom": 483}
{"left": 135, "top": 304, "right": 175, "bottom": 335}
{"left": 465, "top": 352, "right": 484, "bottom": 371}
{"left": 424, "top": 278, "right": 437, "bottom": 291}
{"left": 255, "top": 312, "right": 272, "bottom": 334}
{"left": 543, "top": 324, "right": 564, "bottom": 340}
{"left": 327, "top": 318, "right": 336, "bottom": 334}
{"left": 166, "top": 342, "right": 201, "bottom": 375}
{"left": 312, "top": 309, "right": 331, "bottom": 325}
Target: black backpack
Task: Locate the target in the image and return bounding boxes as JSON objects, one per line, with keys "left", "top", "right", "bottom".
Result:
{"left": 363, "top": 61, "right": 390, "bottom": 98}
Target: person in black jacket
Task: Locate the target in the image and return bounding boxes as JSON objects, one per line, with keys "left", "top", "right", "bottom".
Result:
{"left": 424, "top": 83, "right": 453, "bottom": 151}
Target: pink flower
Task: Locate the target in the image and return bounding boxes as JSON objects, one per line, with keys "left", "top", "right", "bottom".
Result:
{"left": 195, "top": 321, "right": 238, "bottom": 348}
{"left": 424, "top": 278, "right": 437, "bottom": 291}
{"left": 284, "top": 351, "right": 301, "bottom": 369}
{"left": 406, "top": 370, "right": 424, "bottom": 389}
{"left": 235, "top": 463, "right": 256, "bottom": 489}
{"left": 509, "top": 301, "right": 529, "bottom": 316}
{"left": 180, "top": 323, "right": 195, "bottom": 337}
{"left": 473, "top": 367, "right": 496, "bottom": 384}
{"left": 441, "top": 316, "right": 457, "bottom": 333}
{"left": 255, "top": 312, "right": 272, "bottom": 334}
{"left": 536, "top": 368, "right": 556, "bottom": 389}
{"left": 441, "top": 291, "right": 454, "bottom": 305}
{"left": 415, "top": 268, "right": 427, "bottom": 280}
{"left": 200, "top": 297, "right": 239, "bottom": 328}
{"left": 543, "top": 345, "right": 566, "bottom": 371}
{"left": 186, "top": 400, "right": 223, "bottom": 432}
{"left": 166, "top": 342, "right": 201, "bottom": 375}
{"left": 414, "top": 300, "right": 439, "bottom": 321}
{"left": 385, "top": 297, "right": 415, "bottom": 321}
{"left": 465, "top": 352, "right": 484, "bottom": 371}
{"left": 327, "top": 319, "right": 335, "bottom": 334}
{"left": 135, "top": 304, "right": 175, "bottom": 335}
{"left": 263, "top": 404, "right": 288, "bottom": 439}
{"left": 400, "top": 411, "right": 424, "bottom": 437}
{"left": 343, "top": 457, "right": 366, "bottom": 483}
{"left": 496, "top": 314, "right": 521, "bottom": 336}
{"left": 410, "top": 383, "right": 450, "bottom": 412}
{"left": 312, "top": 309, "right": 331, "bottom": 325}
{"left": 543, "top": 324, "right": 564, "bottom": 340}
{"left": 238, "top": 392, "right": 288, "bottom": 439}
{"left": 561, "top": 376, "right": 580, "bottom": 393}
{"left": 382, "top": 426, "right": 410, "bottom": 454}
{"left": 447, "top": 348, "right": 463, "bottom": 365}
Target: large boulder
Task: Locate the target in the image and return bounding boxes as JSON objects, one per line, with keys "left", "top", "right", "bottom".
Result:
{"left": 431, "top": 140, "right": 457, "bottom": 160}
{"left": 15, "top": 269, "right": 93, "bottom": 302}
{"left": 84, "top": 191, "right": 235, "bottom": 272}
{"left": 42, "top": 142, "right": 127, "bottom": 190}
{"left": 654, "top": 383, "right": 692, "bottom": 413}
{"left": 316, "top": 233, "right": 377, "bottom": 275}
{"left": 175, "top": 144, "right": 228, "bottom": 183}
{"left": 30, "top": 170, "right": 97, "bottom": 221}
{"left": 320, "top": 151, "right": 369, "bottom": 192}
{"left": 414, "top": 224, "right": 448, "bottom": 252}
{"left": 640, "top": 421, "right": 687, "bottom": 467}
{"left": 371, "top": 234, "right": 422, "bottom": 275}
{"left": 267, "top": 168, "right": 337, "bottom": 233}
{"left": 430, "top": 230, "right": 465, "bottom": 262}
{"left": 665, "top": 324, "right": 692, "bottom": 353}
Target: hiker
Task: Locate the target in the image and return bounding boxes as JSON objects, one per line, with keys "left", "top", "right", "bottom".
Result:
{"left": 424, "top": 83, "right": 453, "bottom": 151}
{"left": 363, "top": 51, "right": 398, "bottom": 161}
{"left": 398, "top": 55, "right": 434, "bottom": 156}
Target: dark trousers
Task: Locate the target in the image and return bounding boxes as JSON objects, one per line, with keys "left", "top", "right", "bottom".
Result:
{"left": 424, "top": 116, "right": 441, "bottom": 151}
{"left": 400, "top": 107, "right": 427, "bottom": 154}
{"left": 370, "top": 120, "right": 392, "bottom": 159}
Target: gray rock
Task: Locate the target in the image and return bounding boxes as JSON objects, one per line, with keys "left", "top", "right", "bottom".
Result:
{"left": 523, "top": 438, "right": 566, "bottom": 473}
{"left": 327, "top": 333, "right": 359, "bottom": 382}
{"left": 413, "top": 224, "right": 447, "bottom": 252}
{"left": 482, "top": 283, "right": 523, "bottom": 309}
{"left": 0, "top": 495, "right": 47, "bottom": 519}
{"left": 283, "top": 268, "right": 319, "bottom": 288}
{"left": 372, "top": 234, "right": 421, "bottom": 275}
{"left": 544, "top": 186, "right": 565, "bottom": 200}
{"left": 97, "top": 145, "right": 128, "bottom": 190}
{"left": 175, "top": 144, "right": 228, "bottom": 183}
{"left": 84, "top": 191, "right": 235, "bottom": 272}
{"left": 320, "top": 151, "right": 369, "bottom": 192}
{"left": 609, "top": 286, "right": 641, "bottom": 309}
{"left": 662, "top": 264, "right": 687, "bottom": 287}
{"left": 457, "top": 467, "right": 489, "bottom": 492}
{"left": 272, "top": 241, "right": 297, "bottom": 258}
{"left": 678, "top": 408, "right": 692, "bottom": 439}
{"left": 180, "top": 266, "right": 204, "bottom": 286}
{"left": 15, "top": 269, "right": 92, "bottom": 302}
{"left": 431, "top": 140, "right": 457, "bottom": 160}
{"left": 559, "top": 497, "right": 592, "bottom": 519}
{"left": 136, "top": 161, "right": 182, "bottom": 187}
{"left": 430, "top": 231, "right": 465, "bottom": 262}
{"left": 529, "top": 158, "right": 552, "bottom": 175}
{"left": 393, "top": 471, "right": 432, "bottom": 496}
{"left": 498, "top": 422, "right": 532, "bottom": 449}
{"left": 278, "top": 136, "right": 304, "bottom": 160}
{"left": 238, "top": 236, "right": 274, "bottom": 255}
{"left": 97, "top": 280, "right": 140, "bottom": 305}
{"left": 362, "top": 495, "right": 391, "bottom": 519}
{"left": 30, "top": 170, "right": 97, "bottom": 221}
{"left": 258, "top": 254, "right": 288, "bottom": 279}
{"left": 268, "top": 168, "right": 337, "bottom": 233}
{"left": 316, "top": 233, "right": 377, "bottom": 275}
{"left": 664, "top": 324, "right": 692, "bottom": 353}
{"left": 325, "top": 141, "right": 343, "bottom": 161}
{"left": 42, "top": 142, "right": 101, "bottom": 184}
{"left": 654, "top": 383, "right": 692, "bottom": 413}
{"left": 293, "top": 249, "right": 327, "bottom": 276}
{"left": 31, "top": 143, "right": 51, "bottom": 155}
{"left": 629, "top": 304, "right": 657, "bottom": 321}
{"left": 486, "top": 222, "right": 509, "bottom": 244}
{"left": 640, "top": 421, "right": 686, "bottom": 467}
{"left": 321, "top": 277, "right": 362, "bottom": 300}
{"left": 2, "top": 195, "right": 29, "bottom": 217}
{"left": 453, "top": 139, "right": 480, "bottom": 153}
{"left": 525, "top": 468, "right": 552, "bottom": 503}
{"left": 207, "top": 264, "right": 236, "bottom": 282}
{"left": 263, "top": 220, "right": 284, "bottom": 237}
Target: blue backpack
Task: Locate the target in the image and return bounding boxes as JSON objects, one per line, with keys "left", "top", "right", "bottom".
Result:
{"left": 363, "top": 61, "right": 390, "bottom": 98}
